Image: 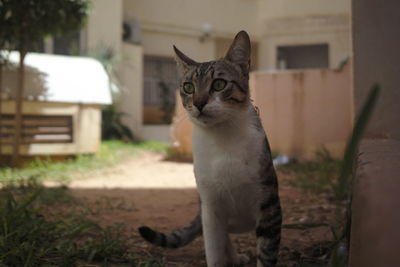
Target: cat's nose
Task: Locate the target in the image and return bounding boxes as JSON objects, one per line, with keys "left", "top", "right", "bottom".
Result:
{"left": 194, "top": 101, "right": 207, "bottom": 112}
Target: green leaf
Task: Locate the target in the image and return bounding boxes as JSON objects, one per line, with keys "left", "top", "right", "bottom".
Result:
{"left": 335, "top": 84, "right": 381, "bottom": 200}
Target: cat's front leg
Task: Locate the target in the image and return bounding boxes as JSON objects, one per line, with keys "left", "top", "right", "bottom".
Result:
{"left": 226, "top": 236, "right": 250, "bottom": 266}
{"left": 201, "top": 203, "right": 229, "bottom": 267}
{"left": 256, "top": 191, "right": 282, "bottom": 267}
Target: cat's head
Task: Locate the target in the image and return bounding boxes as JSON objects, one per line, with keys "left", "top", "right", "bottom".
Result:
{"left": 174, "top": 31, "right": 251, "bottom": 127}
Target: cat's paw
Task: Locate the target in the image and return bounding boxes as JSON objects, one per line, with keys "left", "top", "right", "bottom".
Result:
{"left": 232, "top": 253, "right": 250, "bottom": 266}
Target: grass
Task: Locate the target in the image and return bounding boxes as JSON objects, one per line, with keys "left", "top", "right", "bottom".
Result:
{"left": 279, "top": 85, "right": 381, "bottom": 267}
{"left": 0, "top": 140, "right": 168, "bottom": 185}
{"left": 0, "top": 182, "right": 163, "bottom": 266}
{"left": 0, "top": 81, "right": 379, "bottom": 266}
{"left": 278, "top": 148, "right": 342, "bottom": 196}
{"left": 329, "top": 84, "right": 380, "bottom": 267}
{"left": 0, "top": 140, "right": 167, "bottom": 266}
{"left": 277, "top": 150, "right": 341, "bottom": 267}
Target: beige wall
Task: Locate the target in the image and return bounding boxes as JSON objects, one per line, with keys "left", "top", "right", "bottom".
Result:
{"left": 118, "top": 43, "right": 144, "bottom": 139}
{"left": 257, "top": 0, "right": 349, "bottom": 21}
{"left": 86, "top": 0, "right": 123, "bottom": 55}
{"left": 251, "top": 62, "right": 352, "bottom": 159}
{"left": 257, "top": 0, "right": 351, "bottom": 70}
{"left": 123, "top": 0, "right": 259, "bottom": 62}
{"left": 170, "top": 93, "right": 193, "bottom": 159}
{"left": 141, "top": 31, "right": 215, "bottom": 62}
{"left": 124, "top": 0, "right": 258, "bottom": 37}
{"left": 257, "top": 0, "right": 350, "bottom": 70}
{"left": 142, "top": 125, "right": 171, "bottom": 143}
{"left": 123, "top": 0, "right": 350, "bottom": 71}
{"left": 171, "top": 62, "right": 352, "bottom": 160}
{"left": 0, "top": 101, "right": 101, "bottom": 155}
{"left": 258, "top": 15, "right": 351, "bottom": 70}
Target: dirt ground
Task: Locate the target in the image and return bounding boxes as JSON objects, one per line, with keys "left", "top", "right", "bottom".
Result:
{"left": 62, "top": 151, "right": 337, "bottom": 266}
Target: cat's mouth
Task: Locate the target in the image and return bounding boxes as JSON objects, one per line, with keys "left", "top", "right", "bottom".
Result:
{"left": 192, "top": 112, "right": 213, "bottom": 124}
{"left": 197, "top": 112, "right": 211, "bottom": 119}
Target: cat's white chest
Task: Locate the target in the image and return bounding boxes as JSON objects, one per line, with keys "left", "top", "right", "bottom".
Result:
{"left": 192, "top": 124, "right": 264, "bottom": 230}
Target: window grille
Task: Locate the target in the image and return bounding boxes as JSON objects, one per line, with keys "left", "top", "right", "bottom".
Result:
{"left": 143, "top": 56, "right": 178, "bottom": 106}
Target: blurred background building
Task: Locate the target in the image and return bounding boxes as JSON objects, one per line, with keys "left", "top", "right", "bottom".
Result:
{"left": 25, "top": 0, "right": 350, "bottom": 141}
{"left": 2, "top": 0, "right": 352, "bottom": 159}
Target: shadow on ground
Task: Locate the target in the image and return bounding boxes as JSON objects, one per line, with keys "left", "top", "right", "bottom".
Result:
{"left": 61, "top": 181, "right": 335, "bottom": 267}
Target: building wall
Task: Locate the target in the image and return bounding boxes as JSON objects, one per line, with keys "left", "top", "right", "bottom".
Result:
{"left": 170, "top": 91, "right": 193, "bottom": 159}
{"left": 140, "top": 31, "right": 215, "bottom": 62}
{"left": 123, "top": 0, "right": 260, "bottom": 63}
{"left": 123, "top": 0, "right": 350, "bottom": 71}
{"left": 258, "top": 15, "right": 351, "bottom": 70}
{"left": 256, "top": 0, "right": 350, "bottom": 70}
{"left": 142, "top": 125, "right": 171, "bottom": 143}
{"left": 86, "top": 0, "right": 123, "bottom": 55}
{"left": 123, "top": 0, "right": 258, "bottom": 37}
{"left": 0, "top": 101, "right": 101, "bottom": 155}
{"left": 85, "top": 0, "right": 148, "bottom": 139}
{"left": 251, "top": 62, "right": 352, "bottom": 159}
{"left": 118, "top": 43, "right": 144, "bottom": 139}
{"left": 83, "top": 0, "right": 352, "bottom": 142}
{"left": 256, "top": 0, "right": 349, "bottom": 21}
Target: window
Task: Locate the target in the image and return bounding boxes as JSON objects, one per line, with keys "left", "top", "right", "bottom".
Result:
{"left": 31, "top": 31, "right": 83, "bottom": 55}
{"left": 277, "top": 44, "right": 329, "bottom": 70}
{"left": 53, "top": 32, "right": 81, "bottom": 55}
{"left": 143, "top": 56, "right": 178, "bottom": 124}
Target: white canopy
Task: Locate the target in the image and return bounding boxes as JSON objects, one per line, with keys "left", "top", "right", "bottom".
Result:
{"left": 6, "top": 52, "right": 112, "bottom": 105}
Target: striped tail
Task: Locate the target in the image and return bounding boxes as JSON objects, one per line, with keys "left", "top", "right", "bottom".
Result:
{"left": 138, "top": 214, "right": 202, "bottom": 248}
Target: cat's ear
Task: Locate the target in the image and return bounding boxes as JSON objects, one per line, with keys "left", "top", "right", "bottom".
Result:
{"left": 173, "top": 45, "right": 198, "bottom": 73}
{"left": 225, "top": 31, "right": 251, "bottom": 75}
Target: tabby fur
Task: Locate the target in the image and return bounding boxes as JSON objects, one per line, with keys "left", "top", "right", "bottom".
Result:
{"left": 139, "top": 31, "right": 282, "bottom": 267}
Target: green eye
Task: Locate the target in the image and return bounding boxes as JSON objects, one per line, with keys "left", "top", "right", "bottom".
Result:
{"left": 183, "top": 82, "right": 195, "bottom": 94}
{"left": 212, "top": 79, "right": 227, "bottom": 91}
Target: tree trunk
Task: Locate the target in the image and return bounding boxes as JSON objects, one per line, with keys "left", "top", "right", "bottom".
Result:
{"left": 11, "top": 51, "right": 26, "bottom": 167}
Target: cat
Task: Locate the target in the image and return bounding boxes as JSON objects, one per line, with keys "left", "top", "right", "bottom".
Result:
{"left": 139, "top": 31, "right": 282, "bottom": 267}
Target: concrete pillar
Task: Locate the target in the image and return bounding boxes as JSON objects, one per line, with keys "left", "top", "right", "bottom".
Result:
{"left": 350, "top": 1, "right": 400, "bottom": 266}
{"left": 352, "top": 0, "right": 400, "bottom": 139}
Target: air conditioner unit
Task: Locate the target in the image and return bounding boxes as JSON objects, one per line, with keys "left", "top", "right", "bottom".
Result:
{"left": 123, "top": 20, "right": 142, "bottom": 45}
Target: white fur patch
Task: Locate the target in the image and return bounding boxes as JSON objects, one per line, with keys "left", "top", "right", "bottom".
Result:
{"left": 192, "top": 106, "right": 265, "bottom": 233}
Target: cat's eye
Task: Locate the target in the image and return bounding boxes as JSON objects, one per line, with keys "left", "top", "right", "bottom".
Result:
{"left": 211, "top": 79, "right": 227, "bottom": 91}
{"left": 183, "top": 82, "right": 195, "bottom": 94}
